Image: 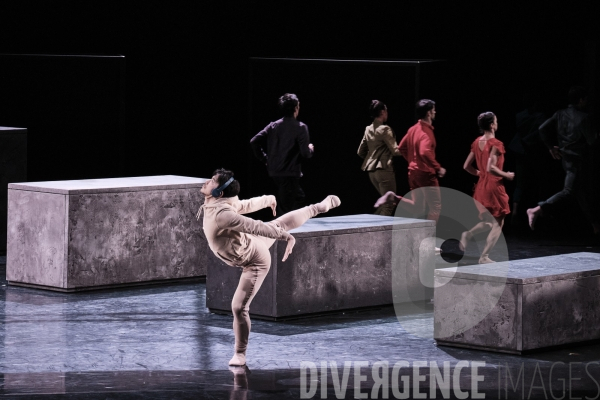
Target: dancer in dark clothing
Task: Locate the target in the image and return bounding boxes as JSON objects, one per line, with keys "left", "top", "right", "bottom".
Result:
{"left": 250, "top": 93, "right": 314, "bottom": 214}
{"left": 526, "top": 86, "right": 599, "bottom": 234}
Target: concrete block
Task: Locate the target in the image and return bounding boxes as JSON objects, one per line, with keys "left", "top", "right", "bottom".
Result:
{"left": 434, "top": 252, "right": 600, "bottom": 353}
{"left": 0, "top": 126, "right": 27, "bottom": 254}
{"left": 206, "top": 214, "right": 436, "bottom": 319}
{"left": 6, "top": 175, "right": 208, "bottom": 291}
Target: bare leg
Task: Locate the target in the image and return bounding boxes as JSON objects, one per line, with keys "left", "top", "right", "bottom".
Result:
{"left": 479, "top": 215, "right": 505, "bottom": 264}
{"left": 460, "top": 221, "right": 493, "bottom": 251}
{"left": 526, "top": 206, "right": 542, "bottom": 230}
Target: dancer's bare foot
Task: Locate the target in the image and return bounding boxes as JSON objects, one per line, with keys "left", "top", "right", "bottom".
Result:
{"left": 316, "top": 195, "right": 341, "bottom": 213}
{"left": 374, "top": 191, "right": 399, "bottom": 209}
{"left": 228, "top": 353, "right": 247, "bottom": 366}
{"left": 479, "top": 255, "right": 495, "bottom": 264}
{"left": 526, "top": 206, "right": 541, "bottom": 231}
{"left": 459, "top": 231, "right": 472, "bottom": 252}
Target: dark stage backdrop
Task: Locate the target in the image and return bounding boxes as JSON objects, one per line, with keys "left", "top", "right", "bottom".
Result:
{"left": 0, "top": 2, "right": 597, "bottom": 232}
{"left": 0, "top": 54, "right": 125, "bottom": 181}
{"left": 246, "top": 59, "right": 444, "bottom": 218}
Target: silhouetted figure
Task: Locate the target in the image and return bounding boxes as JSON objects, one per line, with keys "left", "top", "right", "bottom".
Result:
{"left": 357, "top": 100, "right": 400, "bottom": 216}
{"left": 250, "top": 93, "right": 314, "bottom": 215}
{"left": 527, "top": 86, "right": 599, "bottom": 235}
{"left": 461, "top": 112, "right": 514, "bottom": 264}
{"left": 508, "top": 92, "right": 546, "bottom": 225}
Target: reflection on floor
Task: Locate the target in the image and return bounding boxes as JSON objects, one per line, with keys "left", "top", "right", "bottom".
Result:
{"left": 1, "top": 230, "right": 599, "bottom": 399}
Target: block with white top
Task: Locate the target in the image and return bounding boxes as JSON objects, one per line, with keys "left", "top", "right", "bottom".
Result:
{"left": 434, "top": 252, "right": 600, "bottom": 353}
{"left": 7, "top": 175, "right": 208, "bottom": 291}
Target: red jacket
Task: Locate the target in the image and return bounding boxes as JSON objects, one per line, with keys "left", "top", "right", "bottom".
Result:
{"left": 398, "top": 120, "right": 442, "bottom": 174}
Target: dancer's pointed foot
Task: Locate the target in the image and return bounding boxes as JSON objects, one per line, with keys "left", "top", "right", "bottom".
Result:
{"left": 228, "top": 353, "right": 247, "bottom": 366}
{"left": 526, "top": 207, "right": 541, "bottom": 231}
{"left": 479, "top": 255, "right": 495, "bottom": 264}
{"left": 316, "top": 195, "right": 341, "bottom": 213}
{"left": 459, "top": 231, "right": 472, "bottom": 252}
{"left": 374, "top": 191, "right": 399, "bottom": 208}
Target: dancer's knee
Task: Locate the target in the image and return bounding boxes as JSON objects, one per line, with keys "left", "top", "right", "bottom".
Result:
{"left": 231, "top": 302, "right": 248, "bottom": 318}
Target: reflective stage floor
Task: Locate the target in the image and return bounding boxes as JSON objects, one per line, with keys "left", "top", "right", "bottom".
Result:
{"left": 1, "top": 230, "right": 600, "bottom": 399}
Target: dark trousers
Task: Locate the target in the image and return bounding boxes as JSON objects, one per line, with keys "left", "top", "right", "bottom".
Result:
{"left": 272, "top": 176, "right": 306, "bottom": 215}
{"left": 538, "top": 154, "right": 597, "bottom": 223}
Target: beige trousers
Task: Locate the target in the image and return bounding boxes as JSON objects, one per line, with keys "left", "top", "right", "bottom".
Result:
{"left": 368, "top": 169, "right": 397, "bottom": 216}
{"left": 231, "top": 204, "right": 319, "bottom": 354}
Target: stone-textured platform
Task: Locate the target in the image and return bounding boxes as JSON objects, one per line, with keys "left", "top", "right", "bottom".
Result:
{"left": 7, "top": 175, "right": 208, "bottom": 291}
{"left": 206, "top": 214, "right": 435, "bottom": 320}
{"left": 434, "top": 252, "right": 600, "bottom": 353}
{"left": 1, "top": 126, "right": 28, "bottom": 254}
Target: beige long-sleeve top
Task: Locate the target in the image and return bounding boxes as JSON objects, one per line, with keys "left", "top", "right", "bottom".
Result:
{"left": 357, "top": 120, "right": 400, "bottom": 171}
{"left": 198, "top": 195, "right": 291, "bottom": 267}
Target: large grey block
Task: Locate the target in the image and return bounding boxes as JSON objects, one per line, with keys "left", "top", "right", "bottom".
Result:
{"left": 1, "top": 126, "right": 27, "bottom": 254}
{"left": 434, "top": 252, "right": 600, "bottom": 353}
{"left": 206, "top": 214, "right": 436, "bottom": 319}
{"left": 6, "top": 175, "right": 208, "bottom": 291}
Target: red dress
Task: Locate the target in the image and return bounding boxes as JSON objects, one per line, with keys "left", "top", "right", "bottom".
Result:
{"left": 471, "top": 137, "right": 510, "bottom": 218}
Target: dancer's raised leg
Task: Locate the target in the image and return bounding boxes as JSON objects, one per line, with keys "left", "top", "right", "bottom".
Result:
{"left": 274, "top": 195, "right": 340, "bottom": 232}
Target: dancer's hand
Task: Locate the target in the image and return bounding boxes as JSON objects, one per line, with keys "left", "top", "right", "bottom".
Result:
{"left": 282, "top": 236, "right": 295, "bottom": 262}
{"left": 308, "top": 143, "right": 315, "bottom": 152}
{"left": 374, "top": 191, "right": 398, "bottom": 208}
{"left": 437, "top": 167, "right": 446, "bottom": 178}
{"left": 549, "top": 146, "right": 561, "bottom": 160}
{"left": 505, "top": 171, "right": 515, "bottom": 181}
{"left": 268, "top": 197, "right": 277, "bottom": 216}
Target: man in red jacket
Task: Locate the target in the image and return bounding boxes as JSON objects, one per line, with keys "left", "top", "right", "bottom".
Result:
{"left": 397, "top": 99, "right": 446, "bottom": 222}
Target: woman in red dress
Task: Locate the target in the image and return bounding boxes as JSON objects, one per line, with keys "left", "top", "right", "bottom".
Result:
{"left": 460, "top": 112, "right": 514, "bottom": 263}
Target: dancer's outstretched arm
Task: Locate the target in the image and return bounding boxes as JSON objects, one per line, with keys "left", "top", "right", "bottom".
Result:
{"left": 215, "top": 208, "right": 289, "bottom": 239}
{"left": 463, "top": 151, "right": 480, "bottom": 176}
{"left": 234, "top": 195, "right": 277, "bottom": 216}
{"left": 487, "top": 147, "right": 514, "bottom": 180}
{"left": 215, "top": 208, "right": 295, "bottom": 261}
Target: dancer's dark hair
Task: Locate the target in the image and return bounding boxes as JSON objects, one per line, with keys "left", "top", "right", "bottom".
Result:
{"left": 213, "top": 168, "right": 240, "bottom": 198}
{"left": 477, "top": 112, "right": 496, "bottom": 133}
{"left": 369, "top": 100, "right": 387, "bottom": 119}
{"left": 415, "top": 99, "right": 436, "bottom": 119}
{"left": 568, "top": 86, "right": 588, "bottom": 105}
{"left": 279, "top": 93, "right": 299, "bottom": 117}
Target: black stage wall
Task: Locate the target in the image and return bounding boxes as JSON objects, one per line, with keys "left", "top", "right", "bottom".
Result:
{"left": 0, "top": 2, "right": 597, "bottom": 228}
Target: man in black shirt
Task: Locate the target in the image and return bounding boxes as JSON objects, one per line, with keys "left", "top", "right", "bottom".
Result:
{"left": 527, "top": 86, "right": 599, "bottom": 234}
{"left": 250, "top": 93, "right": 314, "bottom": 214}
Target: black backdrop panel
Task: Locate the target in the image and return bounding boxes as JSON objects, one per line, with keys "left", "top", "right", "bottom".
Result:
{"left": 0, "top": 54, "right": 125, "bottom": 182}
{"left": 248, "top": 60, "right": 442, "bottom": 218}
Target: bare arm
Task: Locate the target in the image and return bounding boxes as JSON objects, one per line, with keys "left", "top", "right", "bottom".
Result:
{"left": 463, "top": 151, "right": 479, "bottom": 176}
{"left": 487, "top": 147, "right": 514, "bottom": 180}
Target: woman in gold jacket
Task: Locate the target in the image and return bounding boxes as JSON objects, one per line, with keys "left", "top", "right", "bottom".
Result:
{"left": 357, "top": 100, "right": 401, "bottom": 216}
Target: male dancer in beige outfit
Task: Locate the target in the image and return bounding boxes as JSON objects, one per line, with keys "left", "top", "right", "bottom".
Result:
{"left": 198, "top": 168, "right": 340, "bottom": 366}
